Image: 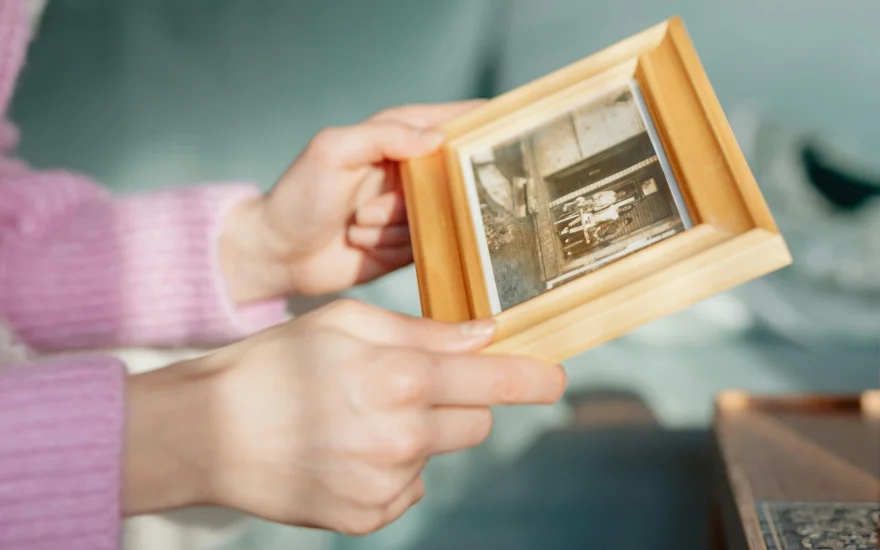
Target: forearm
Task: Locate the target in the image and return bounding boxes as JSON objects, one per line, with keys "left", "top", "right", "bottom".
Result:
{"left": 123, "top": 361, "right": 218, "bottom": 516}
{"left": 0, "top": 172, "right": 286, "bottom": 352}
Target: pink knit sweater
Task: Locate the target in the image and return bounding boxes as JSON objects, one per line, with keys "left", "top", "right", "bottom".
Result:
{"left": 0, "top": 1, "right": 286, "bottom": 548}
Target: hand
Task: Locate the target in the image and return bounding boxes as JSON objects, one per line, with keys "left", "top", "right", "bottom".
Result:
{"left": 220, "top": 101, "right": 484, "bottom": 303}
{"left": 123, "top": 299, "right": 566, "bottom": 535}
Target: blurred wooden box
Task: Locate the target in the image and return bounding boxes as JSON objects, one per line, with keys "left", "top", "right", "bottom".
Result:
{"left": 401, "top": 16, "right": 791, "bottom": 363}
{"left": 711, "top": 390, "right": 880, "bottom": 550}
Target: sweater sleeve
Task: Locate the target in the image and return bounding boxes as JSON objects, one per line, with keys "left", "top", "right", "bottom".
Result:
{"left": 0, "top": 163, "right": 287, "bottom": 352}
{"left": 0, "top": 355, "right": 126, "bottom": 550}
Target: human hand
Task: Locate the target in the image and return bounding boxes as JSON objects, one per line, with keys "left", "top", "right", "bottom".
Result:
{"left": 219, "top": 101, "right": 484, "bottom": 303}
{"left": 123, "top": 299, "right": 566, "bottom": 534}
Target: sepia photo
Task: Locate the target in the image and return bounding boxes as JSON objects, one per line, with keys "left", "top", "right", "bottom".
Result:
{"left": 461, "top": 80, "right": 693, "bottom": 314}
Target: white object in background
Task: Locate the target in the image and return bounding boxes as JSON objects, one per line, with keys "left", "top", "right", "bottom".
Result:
{"left": 728, "top": 106, "right": 880, "bottom": 346}
{"left": 0, "top": 321, "right": 33, "bottom": 368}
{"left": 625, "top": 293, "right": 756, "bottom": 346}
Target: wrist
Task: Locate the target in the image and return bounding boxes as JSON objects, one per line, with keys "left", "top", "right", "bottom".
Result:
{"left": 123, "top": 362, "right": 220, "bottom": 516}
{"left": 219, "top": 196, "right": 292, "bottom": 303}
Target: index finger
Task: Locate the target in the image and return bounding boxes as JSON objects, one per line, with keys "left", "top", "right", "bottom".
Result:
{"left": 311, "top": 120, "right": 442, "bottom": 168}
{"left": 312, "top": 300, "right": 496, "bottom": 354}
{"left": 424, "top": 353, "right": 567, "bottom": 406}
{"left": 368, "top": 100, "right": 487, "bottom": 129}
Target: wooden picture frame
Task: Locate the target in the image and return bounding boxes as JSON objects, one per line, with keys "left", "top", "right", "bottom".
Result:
{"left": 401, "top": 16, "right": 792, "bottom": 363}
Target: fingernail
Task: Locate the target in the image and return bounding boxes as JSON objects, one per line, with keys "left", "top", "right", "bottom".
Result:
{"left": 459, "top": 319, "right": 495, "bottom": 338}
{"left": 358, "top": 204, "right": 389, "bottom": 225}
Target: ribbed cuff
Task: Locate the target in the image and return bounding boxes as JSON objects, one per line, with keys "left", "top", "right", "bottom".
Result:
{"left": 0, "top": 355, "right": 126, "bottom": 549}
{"left": 1, "top": 182, "right": 287, "bottom": 351}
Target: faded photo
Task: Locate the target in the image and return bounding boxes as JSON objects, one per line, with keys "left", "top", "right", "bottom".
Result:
{"left": 464, "top": 81, "right": 690, "bottom": 313}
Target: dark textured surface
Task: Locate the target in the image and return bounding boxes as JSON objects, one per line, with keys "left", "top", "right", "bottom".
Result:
{"left": 758, "top": 501, "right": 880, "bottom": 550}
{"left": 408, "top": 426, "right": 712, "bottom": 550}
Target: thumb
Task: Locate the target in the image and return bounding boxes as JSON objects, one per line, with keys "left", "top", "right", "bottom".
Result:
{"left": 309, "top": 120, "right": 445, "bottom": 169}
{"left": 317, "top": 300, "right": 495, "bottom": 353}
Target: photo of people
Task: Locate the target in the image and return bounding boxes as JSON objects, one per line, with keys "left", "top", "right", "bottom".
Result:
{"left": 462, "top": 80, "right": 691, "bottom": 313}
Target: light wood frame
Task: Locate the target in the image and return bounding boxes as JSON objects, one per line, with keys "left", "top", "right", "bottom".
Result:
{"left": 401, "top": 17, "right": 791, "bottom": 363}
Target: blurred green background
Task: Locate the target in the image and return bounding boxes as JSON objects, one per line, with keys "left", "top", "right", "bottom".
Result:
{"left": 11, "top": 1, "right": 879, "bottom": 549}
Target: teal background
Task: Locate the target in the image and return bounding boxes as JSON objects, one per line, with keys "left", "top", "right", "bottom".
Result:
{"left": 14, "top": 0, "right": 880, "bottom": 190}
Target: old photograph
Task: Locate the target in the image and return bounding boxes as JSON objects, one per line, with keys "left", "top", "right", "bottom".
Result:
{"left": 461, "top": 80, "right": 692, "bottom": 314}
